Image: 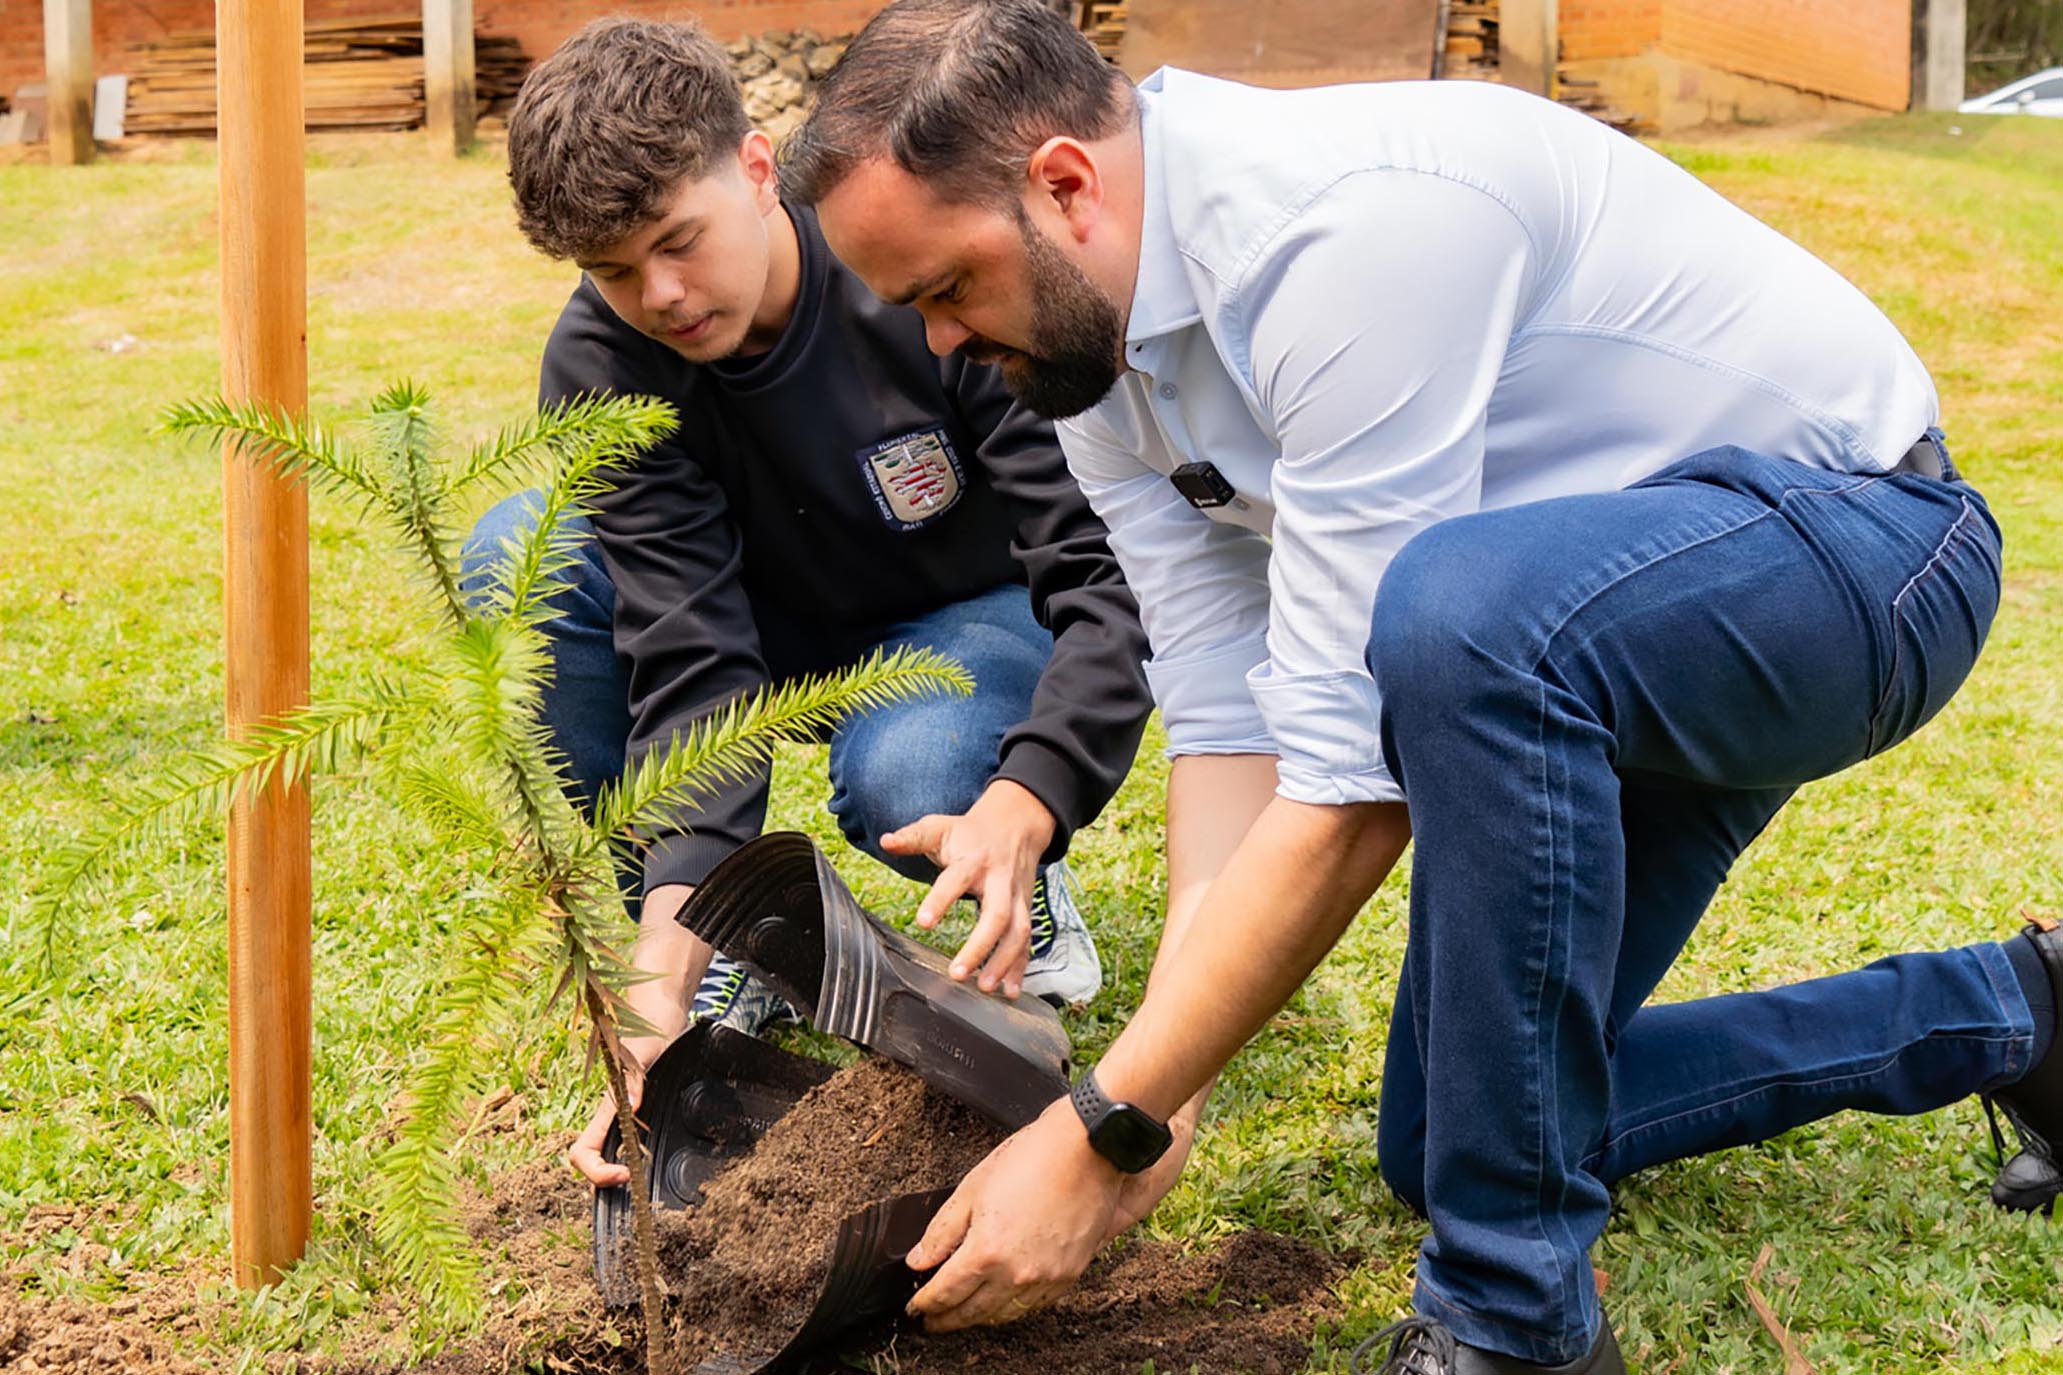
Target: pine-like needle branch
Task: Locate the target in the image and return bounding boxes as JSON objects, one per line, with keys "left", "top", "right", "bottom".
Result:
{"left": 48, "top": 383, "right": 975, "bottom": 1355}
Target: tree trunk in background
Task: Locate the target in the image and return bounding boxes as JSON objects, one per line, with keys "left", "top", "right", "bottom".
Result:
{"left": 1965, "top": 0, "right": 2063, "bottom": 89}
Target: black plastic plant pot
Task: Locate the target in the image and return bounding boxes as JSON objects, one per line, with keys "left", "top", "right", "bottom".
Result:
{"left": 592, "top": 1021, "right": 837, "bottom": 1307}
{"left": 674, "top": 831, "right": 1074, "bottom": 1131}
{"left": 692, "top": 1187, "right": 955, "bottom": 1375}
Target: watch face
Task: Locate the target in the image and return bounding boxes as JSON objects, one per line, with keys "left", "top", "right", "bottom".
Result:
{"left": 1089, "top": 1104, "right": 1174, "bottom": 1172}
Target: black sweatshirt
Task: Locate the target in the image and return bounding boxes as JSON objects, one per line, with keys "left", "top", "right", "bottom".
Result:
{"left": 537, "top": 205, "right": 1153, "bottom": 894}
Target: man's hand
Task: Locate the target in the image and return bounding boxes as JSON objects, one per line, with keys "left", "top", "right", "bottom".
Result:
{"left": 881, "top": 779, "right": 1055, "bottom": 998}
{"left": 905, "top": 1095, "right": 1122, "bottom": 1331}
{"left": 566, "top": 883, "right": 706, "bottom": 1187}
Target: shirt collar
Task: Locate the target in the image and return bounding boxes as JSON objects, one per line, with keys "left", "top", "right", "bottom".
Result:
{"left": 1125, "top": 69, "right": 1204, "bottom": 354}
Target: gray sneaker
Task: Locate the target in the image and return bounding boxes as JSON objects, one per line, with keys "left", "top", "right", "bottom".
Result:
{"left": 688, "top": 950, "right": 803, "bottom": 1038}
{"left": 1022, "top": 860, "right": 1103, "bottom": 1008}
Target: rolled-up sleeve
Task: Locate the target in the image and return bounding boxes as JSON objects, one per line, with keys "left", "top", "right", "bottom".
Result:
{"left": 1057, "top": 404, "right": 1277, "bottom": 757}
{"left": 1235, "top": 170, "right": 1534, "bottom": 805}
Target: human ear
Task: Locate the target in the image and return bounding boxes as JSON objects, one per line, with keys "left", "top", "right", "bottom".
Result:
{"left": 738, "top": 130, "right": 780, "bottom": 210}
{"left": 1025, "top": 136, "right": 1103, "bottom": 244}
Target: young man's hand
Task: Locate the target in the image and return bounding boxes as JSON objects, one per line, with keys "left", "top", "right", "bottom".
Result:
{"left": 566, "top": 883, "right": 708, "bottom": 1187}
{"left": 882, "top": 778, "right": 1055, "bottom": 998}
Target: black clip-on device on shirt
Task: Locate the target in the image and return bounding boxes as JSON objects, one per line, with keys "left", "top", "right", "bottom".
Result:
{"left": 1169, "top": 461, "right": 1238, "bottom": 509}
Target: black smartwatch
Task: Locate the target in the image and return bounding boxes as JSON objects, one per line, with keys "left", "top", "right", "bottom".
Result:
{"left": 1070, "top": 1068, "right": 1174, "bottom": 1174}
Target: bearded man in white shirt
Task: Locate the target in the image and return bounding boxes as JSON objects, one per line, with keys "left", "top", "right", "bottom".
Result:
{"left": 781, "top": 2, "right": 2063, "bottom": 1370}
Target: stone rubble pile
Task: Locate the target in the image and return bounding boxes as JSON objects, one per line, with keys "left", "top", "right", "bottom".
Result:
{"left": 728, "top": 29, "right": 852, "bottom": 145}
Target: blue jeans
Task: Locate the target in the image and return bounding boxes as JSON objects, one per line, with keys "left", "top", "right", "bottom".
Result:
{"left": 1365, "top": 447, "right": 2025, "bottom": 1363}
{"left": 458, "top": 494, "right": 1055, "bottom": 887}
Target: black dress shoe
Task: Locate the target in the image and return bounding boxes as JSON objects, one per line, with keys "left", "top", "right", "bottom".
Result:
{"left": 1350, "top": 1315, "right": 1626, "bottom": 1375}
{"left": 1985, "top": 920, "right": 2063, "bottom": 1215}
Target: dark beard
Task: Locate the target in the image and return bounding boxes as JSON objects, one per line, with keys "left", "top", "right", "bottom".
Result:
{"left": 978, "top": 216, "right": 1124, "bottom": 420}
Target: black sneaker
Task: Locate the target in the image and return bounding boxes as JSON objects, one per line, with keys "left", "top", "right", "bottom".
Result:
{"left": 687, "top": 950, "right": 803, "bottom": 1039}
{"left": 1350, "top": 1316, "right": 1625, "bottom": 1375}
{"left": 1983, "top": 919, "right": 2063, "bottom": 1215}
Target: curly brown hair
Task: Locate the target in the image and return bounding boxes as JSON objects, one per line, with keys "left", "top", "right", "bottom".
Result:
{"left": 507, "top": 17, "right": 753, "bottom": 261}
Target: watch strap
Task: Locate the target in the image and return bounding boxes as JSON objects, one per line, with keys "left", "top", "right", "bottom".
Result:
{"left": 1070, "top": 1067, "right": 1174, "bottom": 1173}
{"left": 1070, "top": 1067, "right": 1113, "bottom": 1132}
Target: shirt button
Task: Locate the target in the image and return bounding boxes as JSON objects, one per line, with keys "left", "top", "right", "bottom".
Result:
{"left": 1158, "top": 383, "right": 1178, "bottom": 400}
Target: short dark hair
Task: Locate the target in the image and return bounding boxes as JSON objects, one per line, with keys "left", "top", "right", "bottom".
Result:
{"left": 506, "top": 18, "right": 753, "bottom": 261}
{"left": 780, "top": 0, "right": 1129, "bottom": 208}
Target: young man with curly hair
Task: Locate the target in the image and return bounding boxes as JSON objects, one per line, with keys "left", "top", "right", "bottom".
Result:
{"left": 471, "top": 17, "right": 1153, "bottom": 1188}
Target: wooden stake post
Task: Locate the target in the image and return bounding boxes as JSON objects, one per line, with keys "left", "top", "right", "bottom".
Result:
{"left": 423, "top": 0, "right": 477, "bottom": 156}
{"left": 217, "top": 0, "right": 313, "bottom": 1289}
{"left": 42, "top": 0, "right": 94, "bottom": 165}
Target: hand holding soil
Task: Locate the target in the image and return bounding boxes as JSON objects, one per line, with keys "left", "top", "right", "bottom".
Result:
{"left": 904, "top": 1093, "right": 1124, "bottom": 1331}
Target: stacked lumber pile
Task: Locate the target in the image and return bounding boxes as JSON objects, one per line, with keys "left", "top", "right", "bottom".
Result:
{"left": 122, "top": 17, "right": 528, "bottom": 136}
{"left": 1442, "top": 0, "right": 1500, "bottom": 78}
{"left": 1436, "top": 0, "right": 1640, "bottom": 132}
{"left": 1555, "top": 73, "right": 1639, "bottom": 132}
{"left": 1078, "top": 0, "right": 1127, "bottom": 60}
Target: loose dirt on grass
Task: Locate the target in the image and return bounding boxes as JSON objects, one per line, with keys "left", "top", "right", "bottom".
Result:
{"left": 0, "top": 1283, "right": 205, "bottom": 1374}
{"left": 875, "top": 1229, "right": 1348, "bottom": 1375}
{"left": 2, "top": 1054, "right": 1347, "bottom": 1374}
{"left": 653, "top": 1055, "right": 1346, "bottom": 1374}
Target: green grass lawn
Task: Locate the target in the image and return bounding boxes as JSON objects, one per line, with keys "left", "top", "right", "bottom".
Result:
{"left": 4, "top": 112, "right": 2063, "bottom": 1373}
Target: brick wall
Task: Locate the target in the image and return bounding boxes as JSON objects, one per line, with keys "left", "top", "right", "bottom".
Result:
{"left": 1554, "top": 0, "right": 1907, "bottom": 112}
{"left": 476, "top": 0, "right": 886, "bottom": 80}
{"left": 2, "top": 0, "right": 1912, "bottom": 133}
{"left": 1, "top": 0, "right": 886, "bottom": 123}
{"left": 2, "top": 0, "right": 214, "bottom": 108}
{"left": 1663, "top": 0, "right": 1909, "bottom": 109}
{"left": 1560, "top": 0, "right": 1663, "bottom": 63}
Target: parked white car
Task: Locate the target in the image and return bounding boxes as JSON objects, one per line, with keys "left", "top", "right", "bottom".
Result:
{"left": 1959, "top": 67, "right": 2063, "bottom": 117}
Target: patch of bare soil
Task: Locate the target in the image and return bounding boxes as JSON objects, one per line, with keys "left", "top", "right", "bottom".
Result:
{"left": 647, "top": 1056, "right": 1346, "bottom": 1374}
{"left": 3, "top": 1054, "right": 1349, "bottom": 1374}
{"left": 0, "top": 1283, "right": 206, "bottom": 1374}
{"left": 879, "top": 1229, "right": 1348, "bottom": 1375}
{"left": 312, "top": 1158, "right": 640, "bottom": 1375}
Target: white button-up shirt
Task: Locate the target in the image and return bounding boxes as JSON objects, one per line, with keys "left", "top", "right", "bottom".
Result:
{"left": 1059, "top": 67, "right": 1938, "bottom": 807}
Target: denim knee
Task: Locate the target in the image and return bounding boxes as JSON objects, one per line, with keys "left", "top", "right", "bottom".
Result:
{"left": 1377, "top": 1120, "right": 1430, "bottom": 1219}
{"left": 459, "top": 490, "right": 608, "bottom": 621}
{"left": 460, "top": 490, "right": 539, "bottom": 604}
{"left": 1367, "top": 519, "right": 1531, "bottom": 773}
{"left": 828, "top": 701, "right": 997, "bottom": 870}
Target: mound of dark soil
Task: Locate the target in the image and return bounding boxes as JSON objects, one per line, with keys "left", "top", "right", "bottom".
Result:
{"left": 885, "top": 1228, "right": 1347, "bottom": 1375}
{"left": 651, "top": 1054, "right": 1347, "bottom": 1374}
{"left": 4, "top": 1054, "right": 1351, "bottom": 1374}
{"left": 658, "top": 1055, "right": 1005, "bottom": 1367}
